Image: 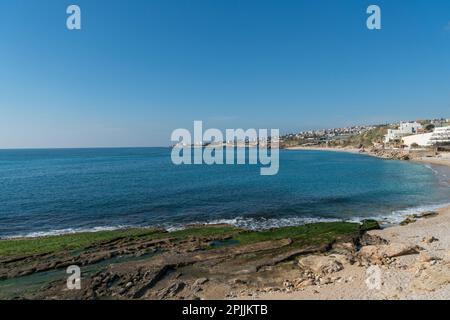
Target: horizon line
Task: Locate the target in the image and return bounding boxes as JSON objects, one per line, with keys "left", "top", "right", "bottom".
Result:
{"left": 0, "top": 146, "right": 171, "bottom": 151}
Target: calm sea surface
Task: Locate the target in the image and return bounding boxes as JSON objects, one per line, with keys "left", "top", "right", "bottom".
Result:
{"left": 0, "top": 148, "right": 449, "bottom": 238}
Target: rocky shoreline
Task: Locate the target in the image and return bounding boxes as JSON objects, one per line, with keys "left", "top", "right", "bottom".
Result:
{"left": 0, "top": 221, "right": 382, "bottom": 300}
{"left": 1, "top": 206, "right": 449, "bottom": 300}
{"left": 258, "top": 205, "right": 450, "bottom": 300}
{"left": 285, "top": 145, "right": 447, "bottom": 163}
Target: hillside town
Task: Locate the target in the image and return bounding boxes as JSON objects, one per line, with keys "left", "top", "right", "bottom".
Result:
{"left": 281, "top": 118, "right": 450, "bottom": 152}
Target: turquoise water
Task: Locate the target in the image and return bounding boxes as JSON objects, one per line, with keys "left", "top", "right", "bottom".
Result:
{"left": 0, "top": 148, "right": 449, "bottom": 238}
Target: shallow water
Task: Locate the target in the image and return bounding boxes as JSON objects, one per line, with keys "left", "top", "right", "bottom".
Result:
{"left": 0, "top": 148, "right": 449, "bottom": 238}
{"left": 0, "top": 251, "right": 157, "bottom": 299}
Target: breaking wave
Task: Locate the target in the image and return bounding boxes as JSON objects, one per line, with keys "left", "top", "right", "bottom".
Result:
{"left": 5, "top": 202, "right": 450, "bottom": 239}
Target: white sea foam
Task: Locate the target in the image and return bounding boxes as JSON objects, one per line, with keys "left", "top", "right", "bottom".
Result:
{"left": 164, "top": 202, "right": 450, "bottom": 231}
{"left": 2, "top": 225, "right": 133, "bottom": 240}
{"left": 347, "top": 202, "right": 450, "bottom": 225}
{"left": 423, "top": 163, "right": 450, "bottom": 187}
{"left": 4, "top": 203, "right": 450, "bottom": 239}
{"left": 163, "top": 216, "right": 342, "bottom": 232}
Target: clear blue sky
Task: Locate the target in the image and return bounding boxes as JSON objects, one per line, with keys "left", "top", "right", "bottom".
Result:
{"left": 0, "top": 0, "right": 449, "bottom": 148}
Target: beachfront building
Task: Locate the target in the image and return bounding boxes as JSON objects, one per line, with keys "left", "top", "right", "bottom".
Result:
{"left": 402, "top": 126, "right": 450, "bottom": 148}
{"left": 429, "top": 126, "right": 450, "bottom": 145}
{"left": 384, "top": 122, "right": 422, "bottom": 144}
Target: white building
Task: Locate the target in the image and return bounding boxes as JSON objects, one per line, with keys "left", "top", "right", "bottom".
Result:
{"left": 429, "top": 126, "right": 450, "bottom": 145}
{"left": 402, "top": 126, "right": 450, "bottom": 148}
{"left": 384, "top": 122, "right": 422, "bottom": 143}
{"left": 402, "top": 133, "right": 433, "bottom": 148}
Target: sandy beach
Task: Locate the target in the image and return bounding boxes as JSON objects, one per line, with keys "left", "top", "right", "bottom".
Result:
{"left": 255, "top": 204, "right": 450, "bottom": 300}
{"left": 285, "top": 146, "right": 363, "bottom": 154}
{"left": 253, "top": 153, "right": 450, "bottom": 300}
{"left": 414, "top": 152, "right": 450, "bottom": 168}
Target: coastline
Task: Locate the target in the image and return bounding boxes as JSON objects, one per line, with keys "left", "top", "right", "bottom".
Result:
{"left": 3, "top": 146, "right": 448, "bottom": 241}
{"left": 1, "top": 206, "right": 449, "bottom": 299}
{"left": 413, "top": 153, "right": 450, "bottom": 168}
{"left": 285, "top": 146, "right": 363, "bottom": 154}
{"left": 251, "top": 147, "right": 450, "bottom": 299}
{"left": 286, "top": 145, "right": 450, "bottom": 168}
{"left": 0, "top": 148, "right": 449, "bottom": 300}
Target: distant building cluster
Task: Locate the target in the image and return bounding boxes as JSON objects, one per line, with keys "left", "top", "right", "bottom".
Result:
{"left": 282, "top": 126, "right": 375, "bottom": 144}
{"left": 281, "top": 118, "right": 450, "bottom": 150}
